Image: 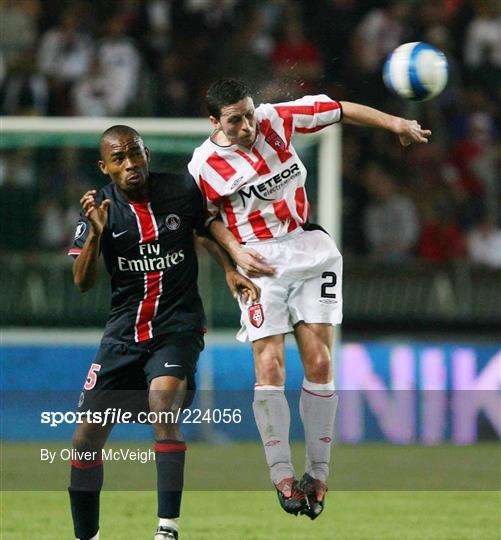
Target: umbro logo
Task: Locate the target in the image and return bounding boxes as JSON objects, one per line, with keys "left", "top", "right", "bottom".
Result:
{"left": 112, "top": 230, "right": 127, "bottom": 238}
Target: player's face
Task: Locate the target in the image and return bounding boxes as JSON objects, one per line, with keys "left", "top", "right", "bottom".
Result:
{"left": 98, "top": 135, "right": 150, "bottom": 194}
{"left": 211, "top": 97, "right": 257, "bottom": 148}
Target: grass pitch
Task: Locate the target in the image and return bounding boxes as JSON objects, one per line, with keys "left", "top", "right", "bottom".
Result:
{"left": 2, "top": 490, "right": 499, "bottom": 539}
{"left": 1, "top": 442, "right": 500, "bottom": 539}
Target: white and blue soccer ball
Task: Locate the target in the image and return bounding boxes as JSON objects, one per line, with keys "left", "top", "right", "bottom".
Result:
{"left": 383, "top": 42, "right": 448, "bottom": 102}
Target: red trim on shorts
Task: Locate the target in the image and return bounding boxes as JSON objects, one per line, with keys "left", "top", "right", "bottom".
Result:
{"left": 248, "top": 210, "right": 274, "bottom": 240}
{"left": 273, "top": 199, "right": 298, "bottom": 232}
{"left": 71, "top": 459, "right": 103, "bottom": 470}
{"left": 302, "top": 387, "right": 335, "bottom": 398}
{"left": 207, "top": 152, "right": 237, "bottom": 181}
{"left": 235, "top": 148, "right": 271, "bottom": 175}
{"left": 222, "top": 197, "right": 243, "bottom": 243}
{"left": 154, "top": 441, "right": 187, "bottom": 453}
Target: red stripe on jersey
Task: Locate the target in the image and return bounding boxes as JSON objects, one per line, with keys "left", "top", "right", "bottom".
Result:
{"left": 295, "top": 187, "right": 308, "bottom": 224}
{"left": 199, "top": 175, "right": 222, "bottom": 203}
{"left": 235, "top": 148, "right": 271, "bottom": 175}
{"left": 259, "top": 118, "right": 293, "bottom": 163}
{"left": 275, "top": 101, "right": 340, "bottom": 117}
{"left": 248, "top": 210, "right": 274, "bottom": 240}
{"left": 68, "top": 249, "right": 82, "bottom": 256}
{"left": 270, "top": 109, "right": 294, "bottom": 145}
{"left": 275, "top": 101, "right": 340, "bottom": 136}
{"left": 296, "top": 124, "right": 334, "bottom": 134}
{"left": 207, "top": 152, "right": 237, "bottom": 181}
{"left": 222, "top": 197, "right": 243, "bottom": 243}
{"left": 135, "top": 271, "right": 162, "bottom": 342}
{"left": 130, "top": 201, "right": 157, "bottom": 243}
{"left": 154, "top": 441, "right": 187, "bottom": 453}
{"left": 273, "top": 199, "right": 298, "bottom": 232}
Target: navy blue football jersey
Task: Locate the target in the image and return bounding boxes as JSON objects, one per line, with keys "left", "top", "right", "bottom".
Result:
{"left": 69, "top": 172, "right": 206, "bottom": 343}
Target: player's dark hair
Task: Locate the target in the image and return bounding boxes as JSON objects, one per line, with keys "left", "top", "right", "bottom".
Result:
{"left": 99, "top": 125, "right": 143, "bottom": 158}
{"left": 206, "top": 79, "right": 251, "bottom": 119}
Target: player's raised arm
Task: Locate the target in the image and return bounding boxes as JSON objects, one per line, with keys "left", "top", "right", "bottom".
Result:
{"left": 340, "top": 101, "right": 431, "bottom": 146}
{"left": 73, "top": 190, "right": 111, "bottom": 292}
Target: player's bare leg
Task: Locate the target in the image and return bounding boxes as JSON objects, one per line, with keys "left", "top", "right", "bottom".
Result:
{"left": 69, "top": 420, "right": 113, "bottom": 540}
{"left": 252, "top": 334, "right": 305, "bottom": 514}
{"left": 149, "top": 375, "right": 189, "bottom": 540}
{"left": 294, "top": 322, "right": 338, "bottom": 519}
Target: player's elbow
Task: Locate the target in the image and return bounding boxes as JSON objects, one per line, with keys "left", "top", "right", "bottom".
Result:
{"left": 74, "top": 277, "right": 90, "bottom": 292}
{"left": 73, "top": 273, "right": 94, "bottom": 292}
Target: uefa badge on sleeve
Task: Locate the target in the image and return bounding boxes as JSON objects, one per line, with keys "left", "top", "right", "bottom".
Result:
{"left": 249, "top": 303, "right": 264, "bottom": 328}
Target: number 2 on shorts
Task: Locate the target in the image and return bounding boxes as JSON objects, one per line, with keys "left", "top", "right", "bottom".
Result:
{"left": 321, "top": 271, "right": 337, "bottom": 298}
{"left": 84, "top": 363, "right": 102, "bottom": 390}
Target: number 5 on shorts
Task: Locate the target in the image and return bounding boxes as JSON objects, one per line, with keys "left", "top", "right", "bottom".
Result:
{"left": 84, "top": 363, "right": 101, "bottom": 390}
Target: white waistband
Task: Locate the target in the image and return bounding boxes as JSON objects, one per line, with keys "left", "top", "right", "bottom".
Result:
{"left": 243, "top": 227, "right": 304, "bottom": 246}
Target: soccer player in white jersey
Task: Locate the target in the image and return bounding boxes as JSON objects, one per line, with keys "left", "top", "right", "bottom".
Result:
{"left": 188, "top": 79, "right": 431, "bottom": 518}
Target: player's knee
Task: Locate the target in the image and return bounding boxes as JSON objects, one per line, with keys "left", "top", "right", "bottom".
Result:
{"left": 304, "top": 355, "right": 331, "bottom": 383}
{"left": 256, "top": 351, "right": 285, "bottom": 385}
{"left": 72, "top": 433, "right": 101, "bottom": 453}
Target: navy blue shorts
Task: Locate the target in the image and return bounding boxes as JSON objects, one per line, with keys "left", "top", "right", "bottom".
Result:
{"left": 77, "top": 331, "right": 204, "bottom": 414}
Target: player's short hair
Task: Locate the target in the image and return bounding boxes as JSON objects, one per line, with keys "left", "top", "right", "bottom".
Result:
{"left": 206, "top": 79, "right": 251, "bottom": 119}
{"left": 99, "top": 125, "right": 143, "bottom": 158}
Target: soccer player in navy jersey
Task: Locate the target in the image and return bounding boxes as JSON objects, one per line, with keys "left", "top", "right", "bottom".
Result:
{"left": 189, "top": 79, "right": 431, "bottom": 519}
{"left": 67, "top": 125, "right": 259, "bottom": 540}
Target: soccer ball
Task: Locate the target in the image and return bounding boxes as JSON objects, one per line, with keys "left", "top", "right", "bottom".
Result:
{"left": 383, "top": 42, "right": 448, "bottom": 102}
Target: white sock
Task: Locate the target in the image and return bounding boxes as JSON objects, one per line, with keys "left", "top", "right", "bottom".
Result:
{"left": 300, "top": 378, "right": 338, "bottom": 483}
{"left": 77, "top": 531, "right": 99, "bottom": 540}
{"left": 159, "top": 517, "right": 179, "bottom": 531}
{"left": 253, "top": 384, "right": 294, "bottom": 485}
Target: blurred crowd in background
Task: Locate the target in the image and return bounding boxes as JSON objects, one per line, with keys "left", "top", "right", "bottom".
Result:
{"left": 0, "top": 0, "right": 500, "bottom": 267}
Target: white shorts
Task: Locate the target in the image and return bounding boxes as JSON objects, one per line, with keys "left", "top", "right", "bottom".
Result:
{"left": 236, "top": 228, "right": 343, "bottom": 342}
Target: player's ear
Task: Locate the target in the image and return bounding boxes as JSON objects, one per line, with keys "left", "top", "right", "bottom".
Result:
{"left": 144, "top": 146, "right": 151, "bottom": 162}
{"left": 98, "top": 160, "right": 108, "bottom": 175}
{"left": 209, "top": 115, "right": 221, "bottom": 129}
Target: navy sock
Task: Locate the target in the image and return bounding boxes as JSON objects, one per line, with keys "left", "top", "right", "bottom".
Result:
{"left": 68, "top": 458, "right": 103, "bottom": 540}
{"left": 155, "top": 440, "right": 186, "bottom": 518}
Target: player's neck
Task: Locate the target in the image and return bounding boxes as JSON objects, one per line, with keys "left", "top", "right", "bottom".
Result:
{"left": 120, "top": 182, "right": 150, "bottom": 203}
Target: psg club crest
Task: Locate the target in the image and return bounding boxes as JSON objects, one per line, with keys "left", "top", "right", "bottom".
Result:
{"left": 165, "top": 214, "right": 181, "bottom": 231}
{"left": 249, "top": 303, "right": 264, "bottom": 328}
{"left": 74, "top": 221, "right": 86, "bottom": 239}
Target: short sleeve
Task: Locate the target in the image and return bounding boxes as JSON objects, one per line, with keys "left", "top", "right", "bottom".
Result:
{"left": 68, "top": 215, "right": 90, "bottom": 257}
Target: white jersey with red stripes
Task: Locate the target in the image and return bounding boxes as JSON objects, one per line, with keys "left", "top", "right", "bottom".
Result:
{"left": 188, "top": 95, "right": 342, "bottom": 243}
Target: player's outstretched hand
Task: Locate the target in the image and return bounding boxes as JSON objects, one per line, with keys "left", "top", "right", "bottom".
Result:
{"left": 395, "top": 118, "right": 431, "bottom": 146}
{"left": 80, "top": 190, "right": 111, "bottom": 236}
{"left": 232, "top": 246, "right": 275, "bottom": 278}
{"left": 225, "top": 269, "right": 261, "bottom": 304}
